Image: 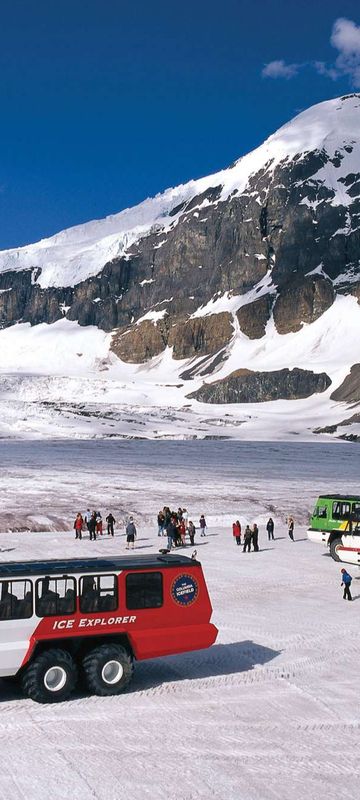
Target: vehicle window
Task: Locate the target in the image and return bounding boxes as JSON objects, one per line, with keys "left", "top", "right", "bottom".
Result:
{"left": 332, "top": 502, "right": 351, "bottom": 520}
{"left": 0, "top": 580, "right": 33, "bottom": 620}
{"left": 36, "top": 576, "right": 76, "bottom": 617}
{"left": 316, "top": 506, "right": 327, "bottom": 518}
{"left": 79, "top": 574, "right": 117, "bottom": 613}
{"left": 352, "top": 502, "right": 360, "bottom": 521}
{"left": 126, "top": 572, "right": 163, "bottom": 610}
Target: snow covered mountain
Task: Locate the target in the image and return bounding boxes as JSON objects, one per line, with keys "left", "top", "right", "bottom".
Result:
{"left": 0, "top": 93, "right": 360, "bottom": 440}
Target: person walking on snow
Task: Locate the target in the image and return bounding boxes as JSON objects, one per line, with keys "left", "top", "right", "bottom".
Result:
{"left": 288, "top": 516, "right": 295, "bottom": 541}
{"left": 243, "top": 525, "right": 252, "bottom": 553}
{"left": 199, "top": 515, "right": 207, "bottom": 537}
{"left": 341, "top": 568, "right": 353, "bottom": 601}
{"left": 266, "top": 517, "right": 275, "bottom": 541}
{"left": 74, "top": 513, "right": 83, "bottom": 540}
{"left": 232, "top": 521, "right": 241, "bottom": 546}
{"left": 106, "top": 513, "right": 116, "bottom": 536}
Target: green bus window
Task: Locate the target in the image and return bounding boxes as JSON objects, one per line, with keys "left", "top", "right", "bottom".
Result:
{"left": 316, "top": 506, "right": 327, "bottom": 518}
{"left": 333, "top": 502, "right": 351, "bottom": 520}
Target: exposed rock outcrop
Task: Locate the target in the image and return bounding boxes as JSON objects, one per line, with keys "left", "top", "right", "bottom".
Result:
{"left": 168, "top": 313, "right": 234, "bottom": 359}
{"left": 237, "top": 295, "right": 273, "bottom": 339}
{"left": 189, "top": 367, "right": 331, "bottom": 404}
{"left": 111, "top": 320, "right": 168, "bottom": 363}
{"left": 330, "top": 364, "right": 360, "bottom": 402}
{"left": 273, "top": 276, "right": 335, "bottom": 335}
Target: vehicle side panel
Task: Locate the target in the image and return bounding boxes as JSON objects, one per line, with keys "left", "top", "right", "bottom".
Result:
{"left": 17, "top": 564, "right": 217, "bottom": 671}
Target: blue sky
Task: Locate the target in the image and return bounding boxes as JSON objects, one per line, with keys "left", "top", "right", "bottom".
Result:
{"left": 0, "top": 0, "right": 360, "bottom": 249}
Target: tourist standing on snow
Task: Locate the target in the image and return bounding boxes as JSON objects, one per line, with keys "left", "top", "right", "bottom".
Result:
{"left": 179, "top": 519, "right": 186, "bottom": 546}
{"left": 243, "top": 525, "right": 252, "bottom": 552}
{"left": 266, "top": 518, "right": 274, "bottom": 541}
{"left": 166, "top": 518, "right": 177, "bottom": 551}
{"left": 106, "top": 512, "right": 116, "bottom": 536}
{"left": 288, "top": 516, "right": 295, "bottom": 541}
{"left": 199, "top": 515, "right": 207, "bottom": 537}
{"left": 83, "top": 508, "right": 91, "bottom": 532}
{"left": 157, "top": 511, "right": 165, "bottom": 536}
{"left": 341, "top": 568, "right": 353, "bottom": 601}
{"left": 126, "top": 517, "right": 137, "bottom": 550}
{"left": 188, "top": 521, "right": 196, "bottom": 546}
{"left": 232, "top": 521, "right": 241, "bottom": 546}
{"left": 96, "top": 511, "right": 103, "bottom": 536}
{"left": 252, "top": 523, "right": 259, "bottom": 552}
{"left": 74, "top": 513, "right": 83, "bottom": 540}
{"left": 88, "top": 512, "right": 97, "bottom": 541}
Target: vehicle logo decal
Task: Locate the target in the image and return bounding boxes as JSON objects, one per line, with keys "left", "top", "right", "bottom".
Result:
{"left": 171, "top": 574, "right": 199, "bottom": 606}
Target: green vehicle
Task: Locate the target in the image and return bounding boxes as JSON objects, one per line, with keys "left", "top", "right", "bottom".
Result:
{"left": 307, "top": 494, "right": 360, "bottom": 563}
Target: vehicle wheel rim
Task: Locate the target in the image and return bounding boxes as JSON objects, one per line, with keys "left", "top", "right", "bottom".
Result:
{"left": 44, "top": 666, "right": 67, "bottom": 692}
{"left": 101, "top": 660, "right": 123, "bottom": 685}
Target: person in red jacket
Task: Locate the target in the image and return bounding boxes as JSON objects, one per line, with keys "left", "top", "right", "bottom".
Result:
{"left": 74, "top": 513, "right": 83, "bottom": 540}
{"left": 232, "top": 520, "right": 241, "bottom": 546}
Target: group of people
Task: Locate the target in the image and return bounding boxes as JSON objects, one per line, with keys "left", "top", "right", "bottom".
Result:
{"left": 157, "top": 507, "right": 207, "bottom": 550}
{"left": 231, "top": 516, "right": 295, "bottom": 551}
{"left": 232, "top": 521, "right": 260, "bottom": 552}
{"left": 73, "top": 510, "right": 116, "bottom": 540}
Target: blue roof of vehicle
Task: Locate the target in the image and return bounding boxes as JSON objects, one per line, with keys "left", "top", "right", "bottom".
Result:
{"left": 0, "top": 553, "right": 199, "bottom": 579}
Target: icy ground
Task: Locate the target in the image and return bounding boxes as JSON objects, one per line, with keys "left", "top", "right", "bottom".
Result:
{"left": 0, "top": 440, "right": 359, "bottom": 799}
{"left": 0, "top": 439, "right": 359, "bottom": 532}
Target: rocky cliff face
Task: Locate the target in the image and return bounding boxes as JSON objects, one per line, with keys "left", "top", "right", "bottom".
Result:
{"left": 189, "top": 368, "right": 331, "bottom": 404}
{"left": 0, "top": 94, "right": 360, "bottom": 425}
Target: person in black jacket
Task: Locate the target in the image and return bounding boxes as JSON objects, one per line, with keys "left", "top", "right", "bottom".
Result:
{"left": 88, "top": 511, "right": 97, "bottom": 541}
{"left": 252, "top": 523, "right": 259, "bottom": 552}
{"left": 243, "top": 525, "right": 252, "bottom": 552}
{"left": 166, "top": 520, "right": 177, "bottom": 551}
{"left": 106, "top": 513, "right": 116, "bottom": 536}
{"left": 266, "top": 518, "right": 274, "bottom": 540}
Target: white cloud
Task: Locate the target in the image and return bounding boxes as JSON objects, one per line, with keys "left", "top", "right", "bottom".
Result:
{"left": 262, "top": 17, "right": 360, "bottom": 88}
{"left": 330, "top": 17, "right": 360, "bottom": 88}
{"left": 313, "top": 61, "right": 339, "bottom": 81}
{"left": 331, "top": 17, "right": 360, "bottom": 55}
{"left": 262, "top": 60, "right": 300, "bottom": 79}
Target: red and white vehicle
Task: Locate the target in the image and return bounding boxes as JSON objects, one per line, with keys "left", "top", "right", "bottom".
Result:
{"left": 0, "top": 552, "right": 217, "bottom": 702}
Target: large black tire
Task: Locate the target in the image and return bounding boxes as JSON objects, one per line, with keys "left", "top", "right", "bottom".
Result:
{"left": 21, "top": 648, "right": 78, "bottom": 703}
{"left": 82, "top": 643, "right": 134, "bottom": 697}
{"left": 330, "top": 537, "right": 342, "bottom": 562}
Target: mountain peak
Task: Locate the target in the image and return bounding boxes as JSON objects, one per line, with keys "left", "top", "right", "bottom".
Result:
{"left": 0, "top": 94, "right": 359, "bottom": 289}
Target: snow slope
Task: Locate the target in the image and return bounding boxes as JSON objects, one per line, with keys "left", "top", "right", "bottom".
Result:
{"left": 0, "top": 293, "right": 359, "bottom": 440}
{"left": 0, "top": 94, "right": 359, "bottom": 288}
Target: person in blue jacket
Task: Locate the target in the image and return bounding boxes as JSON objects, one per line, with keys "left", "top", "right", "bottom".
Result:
{"left": 341, "top": 568, "right": 353, "bottom": 601}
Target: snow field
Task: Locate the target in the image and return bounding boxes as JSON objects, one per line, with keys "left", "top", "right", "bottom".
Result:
{"left": 0, "top": 522, "right": 360, "bottom": 799}
{"left": 0, "top": 440, "right": 359, "bottom": 798}
{"left": 0, "top": 293, "right": 359, "bottom": 441}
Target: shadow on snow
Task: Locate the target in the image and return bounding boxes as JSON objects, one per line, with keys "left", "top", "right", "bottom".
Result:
{"left": 0, "top": 641, "right": 281, "bottom": 703}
